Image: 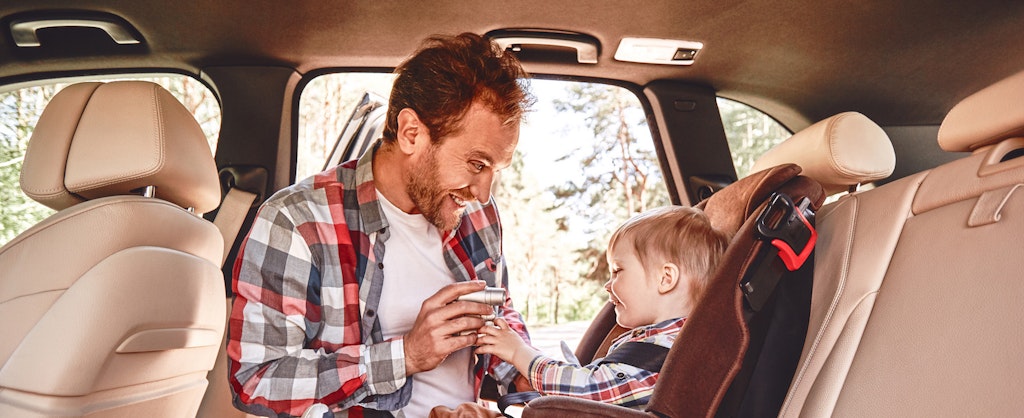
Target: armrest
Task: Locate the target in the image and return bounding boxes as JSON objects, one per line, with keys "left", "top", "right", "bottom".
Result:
{"left": 522, "top": 396, "right": 653, "bottom": 418}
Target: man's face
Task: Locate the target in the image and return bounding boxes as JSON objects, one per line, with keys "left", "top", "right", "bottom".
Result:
{"left": 406, "top": 101, "right": 519, "bottom": 231}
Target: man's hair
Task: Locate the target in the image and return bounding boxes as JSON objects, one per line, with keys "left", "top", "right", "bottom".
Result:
{"left": 607, "top": 206, "right": 729, "bottom": 301}
{"left": 383, "top": 32, "right": 532, "bottom": 142}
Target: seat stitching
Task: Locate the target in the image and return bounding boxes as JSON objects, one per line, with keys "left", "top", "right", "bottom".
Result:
{"left": 780, "top": 195, "right": 857, "bottom": 416}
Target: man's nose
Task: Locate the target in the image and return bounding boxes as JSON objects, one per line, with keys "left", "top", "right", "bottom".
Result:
{"left": 469, "top": 172, "right": 494, "bottom": 203}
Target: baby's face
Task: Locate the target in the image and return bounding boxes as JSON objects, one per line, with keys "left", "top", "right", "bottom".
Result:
{"left": 605, "top": 242, "right": 662, "bottom": 328}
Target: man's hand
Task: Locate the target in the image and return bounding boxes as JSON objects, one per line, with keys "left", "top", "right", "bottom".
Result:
{"left": 404, "top": 281, "right": 496, "bottom": 375}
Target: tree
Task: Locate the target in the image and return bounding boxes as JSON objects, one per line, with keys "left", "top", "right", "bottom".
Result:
{"left": 718, "top": 98, "right": 791, "bottom": 178}
{"left": 550, "top": 83, "right": 670, "bottom": 286}
{"left": 0, "top": 86, "right": 58, "bottom": 244}
{"left": 492, "top": 149, "right": 576, "bottom": 323}
{"left": 296, "top": 73, "right": 395, "bottom": 179}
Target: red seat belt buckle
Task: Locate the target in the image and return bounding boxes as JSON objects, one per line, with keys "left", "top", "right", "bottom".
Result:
{"left": 769, "top": 207, "right": 816, "bottom": 271}
{"left": 754, "top": 192, "right": 817, "bottom": 271}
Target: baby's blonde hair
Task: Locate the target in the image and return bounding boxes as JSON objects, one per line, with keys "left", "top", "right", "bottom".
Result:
{"left": 607, "top": 206, "right": 729, "bottom": 301}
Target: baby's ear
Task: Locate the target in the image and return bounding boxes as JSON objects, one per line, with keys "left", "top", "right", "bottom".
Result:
{"left": 659, "top": 263, "right": 681, "bottom": 294}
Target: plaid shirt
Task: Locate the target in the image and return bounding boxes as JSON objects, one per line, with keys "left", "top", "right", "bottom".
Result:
{"left": 527, "top": 317, "right": 685, "bottom": 409}
{"left": 227, "top": 145, "right": 529, "bottom": 417}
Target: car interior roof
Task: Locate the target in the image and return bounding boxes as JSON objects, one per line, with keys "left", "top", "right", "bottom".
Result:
{"left": 3, "top": 1, "right": 1024, "bottom": 132}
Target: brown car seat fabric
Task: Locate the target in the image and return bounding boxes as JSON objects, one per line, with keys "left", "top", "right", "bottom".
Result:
{"left": 646, "top": 166, "right": 824, "bottom": 418}
{"left": 523, "top": 165, "right": 825, "bottom": 418}
{"left": 0, "top": 81, "right": 225, "bottom": 417}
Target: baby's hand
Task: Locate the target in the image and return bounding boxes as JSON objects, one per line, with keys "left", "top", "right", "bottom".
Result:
{"left": 474, "top": 318, "right": 531, "bottom": 363}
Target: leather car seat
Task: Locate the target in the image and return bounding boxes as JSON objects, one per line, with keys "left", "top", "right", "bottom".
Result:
{"left": 0, "top": 81, "right": 225, "bottom": 417}
{"left": 781, "top": 69, "right": 1024, "bottom": 417}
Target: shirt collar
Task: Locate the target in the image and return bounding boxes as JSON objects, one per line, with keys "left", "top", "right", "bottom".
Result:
{"left": 354, "top": 141, "right": 388, "bottom": 233}
{"left": 624, "top": 317, "right": 687, "bottom": 340}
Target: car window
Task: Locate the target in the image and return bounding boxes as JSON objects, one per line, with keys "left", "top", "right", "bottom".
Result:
{"left": 718, "top": 97, "right": 791, "bottom": 178}
{"left": 0, "top": 74, "right": 221, "bottom": 246}
{"left": 298, "top": 75, "right": 669, "bottom": 346}
{"left": 297, "top": 73, "right": 396, "bottom": 180}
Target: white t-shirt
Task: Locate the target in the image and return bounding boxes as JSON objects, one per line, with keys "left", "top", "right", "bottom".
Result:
{"left": 376, "top": 192, "right": 475, "bottom": 416}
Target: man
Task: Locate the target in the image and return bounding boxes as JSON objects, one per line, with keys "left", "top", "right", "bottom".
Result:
{"left": 227, "top": 33, "right": 533, "bottom": 417}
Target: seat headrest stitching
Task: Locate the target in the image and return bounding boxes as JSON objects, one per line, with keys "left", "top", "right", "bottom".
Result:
{"left": 21, "top": 85, "right": 100, "bottom": 195}
{"left": 825, "top": 113, "right": 889, "bottom": 179}
{"left": 966, "top": 128, "right": 1024, "bottom": 152}
{"left": 0, "top": 197, "right": 181, "bottom": 257}
{"left": 70, "top": 84, "right": 168, "bottom": 191}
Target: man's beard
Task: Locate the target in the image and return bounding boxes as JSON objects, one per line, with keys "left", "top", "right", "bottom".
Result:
{"left": 405, "top": 146, "right": 472, "bottom": 231}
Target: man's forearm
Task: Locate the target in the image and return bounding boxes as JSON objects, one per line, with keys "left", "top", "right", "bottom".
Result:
{"left": 229, "top": 339, "right": 408, "bottom": 415}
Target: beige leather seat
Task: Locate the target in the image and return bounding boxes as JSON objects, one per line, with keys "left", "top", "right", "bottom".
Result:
{"left": 781, "top": 70, "right": 1024, "bottom": 417}
{"left": 0, "top": 81, "right": 226, "bottom": 417}
{"left": 751, "top": 111, "right": 896, "bottom": 196}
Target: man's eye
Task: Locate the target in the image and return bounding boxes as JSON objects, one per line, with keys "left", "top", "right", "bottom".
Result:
{"left": 471, "top": 162, "right": 485, "bottom": 171}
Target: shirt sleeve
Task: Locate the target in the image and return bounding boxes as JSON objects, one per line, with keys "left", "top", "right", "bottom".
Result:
{"left": 226, "top": 200, "right": 407, "bottom": 417}
{"left": 526, "top": 354, "right": 659, "bottom": 408}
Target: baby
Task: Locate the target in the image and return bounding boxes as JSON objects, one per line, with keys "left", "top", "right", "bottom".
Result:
{"left": 476, "top": 206, "right": 728, "bottom": 408}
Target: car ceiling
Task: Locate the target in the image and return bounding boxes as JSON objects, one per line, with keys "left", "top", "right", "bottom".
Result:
{"left": 2, "top": 0, "right": 1024, "bottom": 132}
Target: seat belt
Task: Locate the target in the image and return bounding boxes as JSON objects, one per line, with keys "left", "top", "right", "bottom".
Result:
{"left": 212, "top": 188, "right": 258, "bottom": 265}
{"left": 497, "top": 342, "right": 670, "bottom": 416}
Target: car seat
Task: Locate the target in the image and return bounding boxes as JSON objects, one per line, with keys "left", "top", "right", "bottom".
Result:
{"left": 780, "top": 70, "right": 1024, "bottom": 417}
{"left": 0, "top": 81, "right": 226, "bottom": 417}
{"left": 523, "top": 111, "right": 894, "bottom": 418}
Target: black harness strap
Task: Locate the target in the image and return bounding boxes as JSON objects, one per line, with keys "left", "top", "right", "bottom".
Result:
{"left": 596, "top": 342, "right": 670, "bottom": 371}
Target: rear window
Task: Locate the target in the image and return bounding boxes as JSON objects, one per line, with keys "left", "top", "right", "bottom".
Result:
{"left": 298, "top": 74, "right": 669, "bottom": 348}
{"left": 0, "top": 74, "right": 221, "bottom": 246}
{"left": 718, "top": 98, "right": 791, "bottom": 178}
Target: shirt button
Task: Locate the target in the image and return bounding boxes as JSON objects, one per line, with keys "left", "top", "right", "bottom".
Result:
{"left": 378, "top": 262, "right": 384, "bottom": 269}
{"left": 616, "top": 372, "right": 627, "bottom": 380}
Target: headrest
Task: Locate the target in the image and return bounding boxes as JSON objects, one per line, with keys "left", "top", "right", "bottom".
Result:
{"left": 750, "top": 112, "right": 895, "bottom": 195}
{"left": 939, "top": 69, "right": 1024, "bottom": 152}
{"left": 20, "top": 81, "right": 221, "bottom": 212}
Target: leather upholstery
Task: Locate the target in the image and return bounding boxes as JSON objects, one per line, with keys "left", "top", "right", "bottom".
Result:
{"left": 751, "top": 112, "right": 895, "bottom": 195}
{"left": 0, "top": 81, "right": 225, "bottom": 417}
{"left": 938, "top": 69, "right": 1024, "bottom": 152}
{"left": 782, "top": 70, "right": 1024, "bottom": 417}
{"left": 20, "top": 81, "right": 221, "bottom": 212}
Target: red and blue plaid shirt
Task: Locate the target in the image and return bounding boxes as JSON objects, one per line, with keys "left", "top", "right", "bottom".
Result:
{"left": 227, "top": 145, "right": 529, "bottom": 417}
{"left": 527, "top": 317, "right": 685, "bottom": 409}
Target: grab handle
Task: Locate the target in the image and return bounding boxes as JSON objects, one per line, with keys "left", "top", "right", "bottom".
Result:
{"left": 12, "top": 18, "right": 141, "bottom": 47}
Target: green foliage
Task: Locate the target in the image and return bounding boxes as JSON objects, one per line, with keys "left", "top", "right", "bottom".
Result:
{"left": 718, "top": 98, "right": 791, "bottom": 178}
{"left": 549, "top": 83, "right": 670, "bottom": 285}
{"left": 0, "top": 86, "right": 58, "bottom": 244}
